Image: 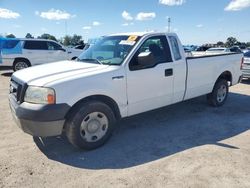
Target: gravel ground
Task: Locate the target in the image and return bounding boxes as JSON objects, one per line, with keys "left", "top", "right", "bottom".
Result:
{"left": 0, "top": 67, "right": 250, "bottom": 188}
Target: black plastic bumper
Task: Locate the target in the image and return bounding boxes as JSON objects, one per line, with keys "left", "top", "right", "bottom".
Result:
{"left": 9, "top": 94, "right": 71, "bottom": 137}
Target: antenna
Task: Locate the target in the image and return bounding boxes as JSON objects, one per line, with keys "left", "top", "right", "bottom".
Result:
{"left": 168, "top": 17, "right": 171, "bottom": 32}
{"left": 65, "top": 20, "right": 68, "bottom": 36}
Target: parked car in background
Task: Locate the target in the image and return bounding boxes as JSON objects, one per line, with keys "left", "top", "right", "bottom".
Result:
{"left": 229, "top": 46, "right": 242, "bottom": 53}
{"left": 242, "top": 49, "right": 250, "bottom": 53}
{"left": 205, "top": 47, "right": 230, "bottom": 54}
{"left": 0, "top": 38, "right": 83, "bottom": 71}
{"left": 242, "top": 51, "right": 250, "bottom": 79}
{"left": 74, "top": 44, "right": 86, "bottom": 50}
{"left": 183, "top": 46, "right": 192, "bottom": 52}
{"left": 196, "top": 46, "right": 210, "bottom": 52}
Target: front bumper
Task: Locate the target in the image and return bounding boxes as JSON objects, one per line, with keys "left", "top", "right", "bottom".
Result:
{"left": 9, "top": 95, "right": 70, "bottom": 137}
{"left": 0, "top": 58, "right": 14, "bottom": 66}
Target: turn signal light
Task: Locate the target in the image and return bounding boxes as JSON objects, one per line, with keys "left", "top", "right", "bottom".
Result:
{"left": 47, "top": 94, "right": 55, "bottom": 104}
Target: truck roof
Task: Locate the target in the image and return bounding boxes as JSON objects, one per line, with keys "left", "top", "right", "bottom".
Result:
{"left": 109, "top": 31, "right": 176, "bottom": 37}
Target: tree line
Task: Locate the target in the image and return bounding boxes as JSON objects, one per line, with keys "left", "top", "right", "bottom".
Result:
{"left": 216, "top": 37, "right": 250, "bottom": 48}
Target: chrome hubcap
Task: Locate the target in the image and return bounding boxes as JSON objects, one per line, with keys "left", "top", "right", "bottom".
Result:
{"left": 80, "top": 112, "right": 108, "bottom": 142}
{"left": 217, "top": 85, "right": 227, "bottom": 102}
{"left": 15, "top": 62, "right": 28, "bottom": 71}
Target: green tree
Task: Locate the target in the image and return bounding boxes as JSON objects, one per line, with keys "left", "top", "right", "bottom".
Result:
{"left": 216, "top": 41, "right": 224, "bottom": 47}
{"left": 225, "top": 37, "right": 238, "bottom": 47}
{"left": 25, "top": 33, "right": 34, "bottom": 38}
{"left": 71, "top": 34, "right": 83, "bottom": 46}
{"left": 38, "top": 33, "right": 57, "bottom": 41}
{"left": 62, "top": 34, "right": 84, "bottom": 46}
{"left": 63, "top": 35, "right": 71, "bottom": 46}
{"left": 6, "top": 34, "right": 16, "bottom": 38}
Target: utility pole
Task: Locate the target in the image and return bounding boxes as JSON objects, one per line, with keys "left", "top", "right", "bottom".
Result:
{"left": 65, "top": 20, "right": 68, "bottom": 36}
{"left": 168, "top": 17, "right": 171, "bottom": 32}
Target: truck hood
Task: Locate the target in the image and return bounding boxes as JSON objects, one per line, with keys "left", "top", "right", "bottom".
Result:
{"left": 12, "top": 60, "right": 111, "bottom": 86}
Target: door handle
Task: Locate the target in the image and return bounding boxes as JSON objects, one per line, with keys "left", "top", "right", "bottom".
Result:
{"left": 112, "top": 76, "right": 124, "bottom": 80}
{"left": 165, "top": 69, "right": 173, "bottom": 77}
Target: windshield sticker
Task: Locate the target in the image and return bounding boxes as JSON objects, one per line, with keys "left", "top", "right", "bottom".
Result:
{"left": 127, "top": 35, "right": 138, "bottom": 41}
{"left": 119, "top": 40, "right": 136, "bottom": 46}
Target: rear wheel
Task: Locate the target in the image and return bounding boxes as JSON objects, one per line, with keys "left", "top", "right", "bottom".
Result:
{"left": 207, "top": 79, "right": 229, "bottom": 107}
{"left": 13, "top": 60, "right": 30, "bottom": 71}
{"left": 65, "top": 101, "right": 116, "bottom": 150}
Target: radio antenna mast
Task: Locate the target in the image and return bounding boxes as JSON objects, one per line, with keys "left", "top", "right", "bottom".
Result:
{"left": 168, "top": 17, "right": 171, "bottom": 32}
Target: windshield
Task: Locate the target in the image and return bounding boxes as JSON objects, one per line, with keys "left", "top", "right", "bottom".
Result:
{"left": 77, "top": 35, "right": 141, "bottom": 65}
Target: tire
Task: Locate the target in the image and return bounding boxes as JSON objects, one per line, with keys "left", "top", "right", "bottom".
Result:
{"left": 71, "top": 57, "right": 77, "bottom": 60}
{"left": 65, "top": 101, "right": 116, "bottom": 150}
{"left": 13, "top": 59, "right": 30, "bottom": 71}
{"left": 207, "top": 79, "right": 229, "bottom": 107}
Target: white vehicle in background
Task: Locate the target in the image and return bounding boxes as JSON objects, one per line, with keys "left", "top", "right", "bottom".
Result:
{"left": 0, "top": 38, "right": 82, "bottom": 71}
{"left": 242, "top": 51, "right": 250, "bottom": 79}
{"left": 205, "top": 47, "right": 230, "bottom": 54}
{"left": 9, "top": 32, "right": 243, "bottom": 150}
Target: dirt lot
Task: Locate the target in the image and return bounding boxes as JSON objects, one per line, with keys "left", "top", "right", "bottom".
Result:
{"left": 0, "top": 67, "right": 249, "bottom": 188}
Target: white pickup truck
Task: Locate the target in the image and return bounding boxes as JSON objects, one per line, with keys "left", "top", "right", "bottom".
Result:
{"left": 9, "top": 32, "right": 243, "bottom": 150}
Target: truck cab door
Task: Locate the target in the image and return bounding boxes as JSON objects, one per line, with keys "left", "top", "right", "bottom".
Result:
{"left": 168, "top": 35, "right": 187, "bottom": 103}
{"left": 126, "top": 35, "right": 174, "bottom": 116}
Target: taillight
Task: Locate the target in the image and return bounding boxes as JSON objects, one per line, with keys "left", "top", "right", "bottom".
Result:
{"left": 240, "top": 57, "right": 244, "bottom": 70}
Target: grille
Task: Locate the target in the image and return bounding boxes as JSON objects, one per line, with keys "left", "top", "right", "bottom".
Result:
{"left": 10, "top": 79, "right": 23, "bottom": 103}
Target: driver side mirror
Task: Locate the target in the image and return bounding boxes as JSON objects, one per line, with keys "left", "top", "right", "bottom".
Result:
{"left": 137, "top": 51, "right": 156, "bottom": 67}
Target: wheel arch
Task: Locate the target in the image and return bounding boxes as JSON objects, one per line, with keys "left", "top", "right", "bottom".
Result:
{"left": 215, "top": 71, "right": 232, "bottom": 86}
{"left": 65, "top": 95, "right": 122, "bottom": 121}
{"left": 13, "top": 57, "right": 31, "bottom": 66}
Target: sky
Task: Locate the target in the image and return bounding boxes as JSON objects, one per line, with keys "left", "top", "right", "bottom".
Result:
{"left": 0, "top": 0, "right": 250, "bottom": 45}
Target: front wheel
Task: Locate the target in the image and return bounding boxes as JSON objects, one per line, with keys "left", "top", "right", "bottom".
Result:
{"left": 207, "top": 79, "right": 229, "bottom": 107}
{"left": 65, "top": 101, "right": 116, "bottom": 150}
{"left": 13, "top": 60, "right": 30, "bottom": 71}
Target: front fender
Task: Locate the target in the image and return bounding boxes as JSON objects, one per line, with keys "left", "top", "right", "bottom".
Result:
{"left": 51, "top": 72, "right": 128, "bottom": 117}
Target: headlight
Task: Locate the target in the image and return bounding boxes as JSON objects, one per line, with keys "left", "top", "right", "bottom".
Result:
{"left": 24, "top": 86, "right": 56, "bottom": 104}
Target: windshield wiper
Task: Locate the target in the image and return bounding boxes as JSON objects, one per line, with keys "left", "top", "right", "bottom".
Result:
{"left": 77, "top": 58, "right": 103, "bottom": 65}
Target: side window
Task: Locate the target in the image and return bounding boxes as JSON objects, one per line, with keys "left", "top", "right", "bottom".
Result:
{"left": 169, "top": 36, "right": 182, "bottom": 60}
{"left": 47, "top": 41, "right": 62, "bottom": 50}
{"left": 129, "top": 36, "right": 172, "bottom": 71}
{"left": 2, "top": 40, "right": 20, "bottom": 49}
{"left": 23, "top": 41, "right": 48, "bottom": 50}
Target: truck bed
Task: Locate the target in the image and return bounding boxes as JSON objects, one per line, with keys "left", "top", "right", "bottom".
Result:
{"left": 184, "top": 52, "right": 242, "bottom": 100}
